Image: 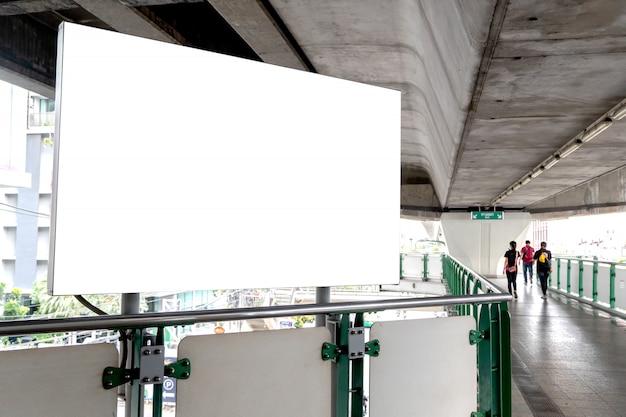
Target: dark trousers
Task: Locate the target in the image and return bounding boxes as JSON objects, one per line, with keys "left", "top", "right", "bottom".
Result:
{"left": 506, "top": 270, "right": 517, "bottom": 294}
{"left": 537, "top": 270, "right": 549, "bottom": 296}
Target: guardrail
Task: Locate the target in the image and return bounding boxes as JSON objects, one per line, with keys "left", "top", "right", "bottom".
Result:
{"left": 1, "top": 256, "right": 512, "bottom": 417}
{"left": 399, "top": 252, "right": 444, "bottom": 280}
{"left": 550, "top": 256, "right": 626, "bottom": 319}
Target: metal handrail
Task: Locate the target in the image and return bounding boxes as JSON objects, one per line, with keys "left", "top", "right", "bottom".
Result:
{"left": 0, "top": 293, "right": 510, "bottom": 336}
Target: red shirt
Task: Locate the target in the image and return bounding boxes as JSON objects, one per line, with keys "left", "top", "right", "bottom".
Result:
{"left": 521, "top": 245, "right": 534, "bottom": 263}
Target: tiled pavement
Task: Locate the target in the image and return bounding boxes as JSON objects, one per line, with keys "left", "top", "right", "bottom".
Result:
{"left": 491, "top": 277, "right": 626, "bottom": 417}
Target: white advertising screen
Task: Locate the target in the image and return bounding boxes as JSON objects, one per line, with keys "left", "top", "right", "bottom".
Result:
{"left": 49, "top": 22, "right": 400, "bottom": 295}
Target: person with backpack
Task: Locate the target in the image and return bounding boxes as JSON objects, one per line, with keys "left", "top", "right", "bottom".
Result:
{"left": 533, "top": 241, "right": 552, "bottom": 299}
{"left": 503, "top": 241, "right": 520, "bottom": 299}
{"left": 520, "top": 240, "right": 535, "bottom": 285}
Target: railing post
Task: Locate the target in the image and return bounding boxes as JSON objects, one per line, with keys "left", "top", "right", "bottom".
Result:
{"left": 351, "top": 313, "right": 365, "bottom": 417}
{"left": 499, "top": 302, "right": 512, "bottom": 417}
{"left": 423, "top": 253, "right": 429, "bottom": 281}
{"left": 399, "top": 253, "right": 404, "bottom": 278}
{"left": 489, "top": 303, "right": 501, "bottom": 417}
{"left": 152, "top": 327, "right": 165, "bottom": 417}
{"left": 477, "top": 304, "right": 491, "bottom": 413}
{"left": 592, "top": 260, "right": 599, "bottom": 302}
{"left": 578, "top": 259, "right": 584, "bottom": 297}
{"left": 335, "top": 314, "right": 351, "bottom": 417}
{"left": 127, "top": 329, "right": 145, "bottom": 417}
{"left": 610, "top": 264, "right": 616, "bottom": 309}
{"left": 556, "top": 258, "right": 561, "bottom": 289}
{"left": 567, "top": 259, "right": 572, "bottom": 294}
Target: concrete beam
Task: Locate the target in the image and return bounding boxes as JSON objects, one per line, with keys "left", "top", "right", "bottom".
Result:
{"left": 526, "top": 165, "right": 626, "bottom": 219}
{"left": 207, "top": 0, "right": 307, "bottom": 71}
{"left": 0, "top": 15, "right": 57, "bottom": 98}
{"left": 72, "top": 0, "right": 180, "bottom": 43}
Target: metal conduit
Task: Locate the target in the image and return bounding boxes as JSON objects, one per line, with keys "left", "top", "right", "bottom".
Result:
{"left": 0, "top": 293, "right": 510, "bottom": 336}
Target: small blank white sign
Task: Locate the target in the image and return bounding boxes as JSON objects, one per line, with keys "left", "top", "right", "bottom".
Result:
{"left": 176, "top": 327, "right": 332, "bottom": 416}
{"left": 0, "top": 344, "right": 118, "bottom": 417}
{"left": 49, "top": 22, "right": 400, "bottom": 295}
{"left": 369, "top": 316, "right": 477, "bottom": 416}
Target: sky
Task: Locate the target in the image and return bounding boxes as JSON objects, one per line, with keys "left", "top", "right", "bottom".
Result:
{"left": 544, "top": 212, "right": 625, "bottom": 260}
{"left": 401, "top": 212, "right": 626, "bottom": 261}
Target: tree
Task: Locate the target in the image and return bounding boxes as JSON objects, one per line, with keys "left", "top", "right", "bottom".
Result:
{"left": 2, "top": 288, "right": 29, "bottom": 319}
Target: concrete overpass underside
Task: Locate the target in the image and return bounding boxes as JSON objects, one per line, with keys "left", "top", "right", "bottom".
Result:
{"left": 2, "top": 0, "right": 625, "bottom": 220}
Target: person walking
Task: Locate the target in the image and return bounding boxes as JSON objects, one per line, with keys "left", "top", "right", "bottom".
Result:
{"left": 533, "top": 241, "right": 552, "bottom": 299}
{"left": 503, "top": 241, "right": 520, "bottom": 299}
{"left": 520, "top": 240, "right": 535, "bottom": 285}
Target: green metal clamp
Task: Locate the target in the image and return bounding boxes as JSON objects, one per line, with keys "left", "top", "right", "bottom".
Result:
{"left": 471, "top": 412, "right": 487, "bottom": 417}
{"left": 469, "top": 329, "right": 488, "bottom": 345}
{"left": 102, "top": 358, "right": 191, "bottom": 389}
{"left": 321, "top": 342, "right": 341, "bottom": 361}
{"left": 365, "top": 339, "right": 380, "bottom": 357}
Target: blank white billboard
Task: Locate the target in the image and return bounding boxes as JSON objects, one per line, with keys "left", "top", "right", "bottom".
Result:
{"left": 49, "top": 22, "right": 400, "bottom": 295}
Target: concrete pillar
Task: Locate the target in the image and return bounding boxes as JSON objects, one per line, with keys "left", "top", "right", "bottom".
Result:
{"left": 440, "top": 212, "right": 531, "bottom": 277}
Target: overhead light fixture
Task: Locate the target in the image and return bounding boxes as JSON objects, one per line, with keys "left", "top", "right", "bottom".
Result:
{"left": 581, "top": 117, "right": 612, "bottom": 143}
{"left": 529, "top": 167, "right": 544, "bottom": 179}
{"left": 611, "top": 103, "right": 626, "bottom": 121}
{"left": 556, "top": 141, "right": 582, "bottom": 158}
{"left": 542, "top": 157, "right": 558, "bottom": 170}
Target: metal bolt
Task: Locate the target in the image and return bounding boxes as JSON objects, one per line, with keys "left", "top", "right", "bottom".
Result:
{"left": 105, "top": 381, "right": 113, "bottom": 388}
{"left": 165, "top": 367, "right": 175, "bottom": 375}
{"left": 181, "top": 371, "right": 190, "bottom": 378}
{"left": 143, "top": 349, "right": 151, "bottom": 355}
{"left": 153, "top": 377, "right": 161, "bottom": 382}
{"left": 143, "top": 377, "right": 151, "bottom": 383}
{"left": 323, "top": 353, "right": 329, "bottom": 359}
{"left": 182, "top": 360, "right": 190, "bottom": 367}
{"left": 323, "top": 343, "right": 329, "bottom": 349}
{"left": 106, "top": 369, "right": 114, "bottom": 375}
{"left": 154, "top": 349, "right": 162, "bottom": 354}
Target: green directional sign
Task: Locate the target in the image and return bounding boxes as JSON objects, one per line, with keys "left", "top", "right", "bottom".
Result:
{"left": 471, "top": 211, "right": 504, "bottom": 220}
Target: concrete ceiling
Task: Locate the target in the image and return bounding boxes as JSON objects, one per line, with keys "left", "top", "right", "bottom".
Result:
{"left": 1, "top": 0, "right": 625, "bottom": 217}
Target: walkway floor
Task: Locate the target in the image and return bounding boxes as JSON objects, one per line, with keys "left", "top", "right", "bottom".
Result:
{"left": 490, "top": 277, "right": 626, "bottom": 417}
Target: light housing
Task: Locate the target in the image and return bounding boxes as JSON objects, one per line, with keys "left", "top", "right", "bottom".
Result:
{"left": 542, "top": 157, "right": 558, "bottom": 170}
{"left": 611, "top": 103, "right": 626, "bottom": 121}
{"left": 581, "top": 118, "right": 612, "bottom": 143}
{"left": 556, "top": 141, "right": 582, "bottom": 159}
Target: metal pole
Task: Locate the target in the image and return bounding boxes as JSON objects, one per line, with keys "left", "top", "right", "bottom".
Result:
{"left": 121, "top": 293, "right": 142, "bottom": 417}
{"left": 315, "top": 287, "right": 330, "bottom": 327}
{"left": 0, "top": 293, "right": 512, "bottom": 336}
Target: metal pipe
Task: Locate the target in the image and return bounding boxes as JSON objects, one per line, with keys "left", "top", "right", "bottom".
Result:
{"left": 315, "top": 287, "right": 330, "bottom": 327}
{"left": 0, "top": 293, "right": 510, "bottom": 336}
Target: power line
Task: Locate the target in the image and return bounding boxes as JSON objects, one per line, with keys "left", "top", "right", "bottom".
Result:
{"left": 0, "top": 203, "right": 50, "bottom": 218}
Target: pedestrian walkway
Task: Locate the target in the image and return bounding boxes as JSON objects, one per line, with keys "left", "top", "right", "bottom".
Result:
{"left": 490, "top": 277, "right": 626, "bottom": 417}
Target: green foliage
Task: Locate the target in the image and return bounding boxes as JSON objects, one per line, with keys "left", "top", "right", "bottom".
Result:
{"left": 42, "top": 133, "right": 54, "bottom": 147}
{"left": 293, "top": 315, "right": 314, "bottom": 328}
{"left": 30, "top": 279, "right": 140, "bottom": 317}
{"left": 3, "top": 300, "right": 29, "bottom": 318}
{"left": 2, "top": 288, "right": 29, "bottom": 319}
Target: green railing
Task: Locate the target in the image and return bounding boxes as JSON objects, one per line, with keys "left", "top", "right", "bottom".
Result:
{"left": 550, "top": 256, "right": 626, "bottom": 319}
{"left": 443, "top": 254, "right": 512, "bottom": 417}
{"left": 1, "top": 259, "right": 512, "bottom": 417}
